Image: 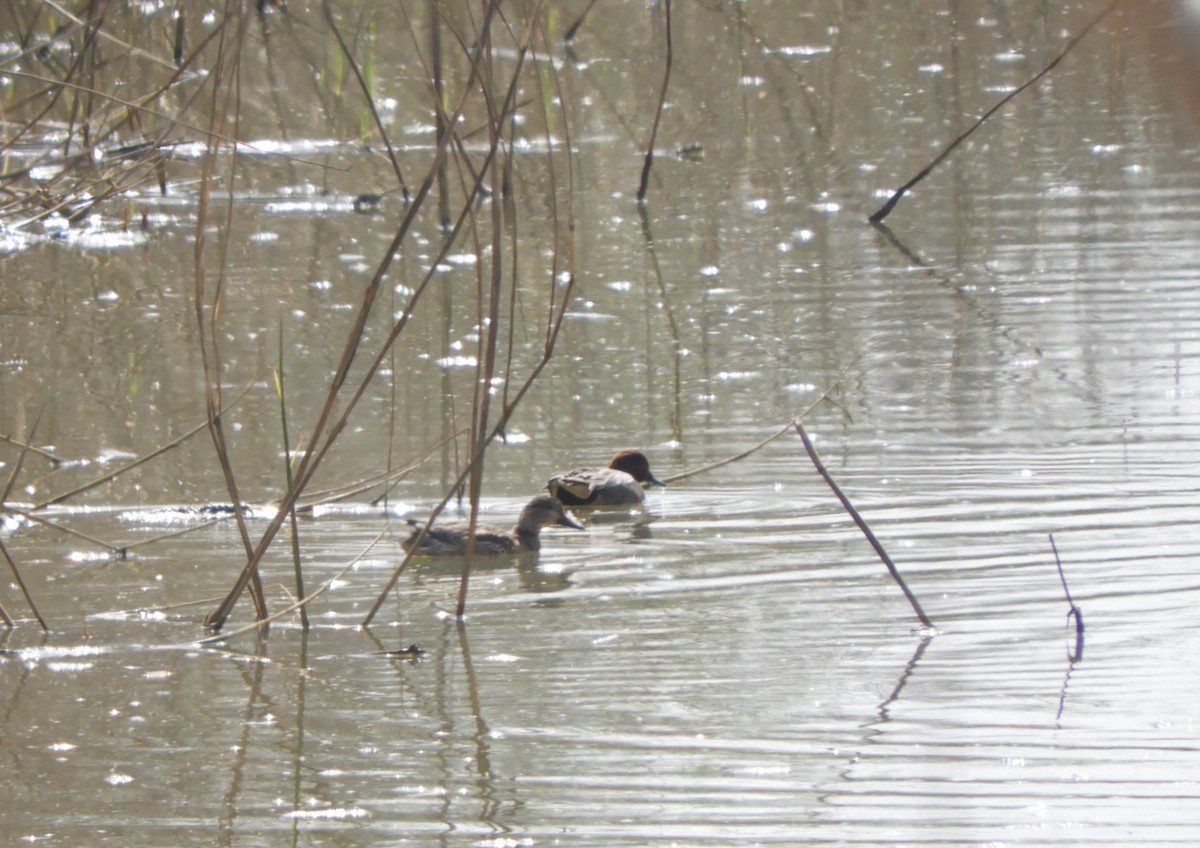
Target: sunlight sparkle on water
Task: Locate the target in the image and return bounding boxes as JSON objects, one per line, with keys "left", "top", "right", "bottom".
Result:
{"left": 778, "top": 44, "right": 832, "bottom": 56}
{"left": 283, "top": 807, "right": 370, "bottom": 820}
{"left": 68, "top": 549, "right": 115, "bottom": 562}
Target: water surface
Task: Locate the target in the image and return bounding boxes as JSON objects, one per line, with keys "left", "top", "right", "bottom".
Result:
{"left": 2, "top": 0, "right": 1199, "bottom": 844}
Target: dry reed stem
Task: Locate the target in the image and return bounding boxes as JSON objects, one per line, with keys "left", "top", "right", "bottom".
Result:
{"left": 192, "top": 3, "right": 268, "bottom": 620}
{"left": 304, "top": 429, "right": 464, "bottom": 509}
{"left": 274, "top": 340, "right": 307, "bottom": 630}
{"left": 205, "top": 0, "right": 507, "bottom": 630}
{"left": 195, "top": 529, "right": 387, "bottom": 645}
{"left": 454, "top": 17, "right": 512, "bottom": 618}
{"left": 793, "top": 421, "right": 934, "bottom": 630}
{"left": 361, "top": 0, "right": 574, "bottom": 624}
{"left": 119, "top": 518, "right": 232, "bottom": 551}
{"left": 449, "top": 0, "right": 560, "bottom": 618}
{"left": 322, "top": 0, "right": 408, "bottom": 197}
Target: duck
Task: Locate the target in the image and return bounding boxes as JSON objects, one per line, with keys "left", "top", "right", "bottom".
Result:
{"left": 545, "top": 449, "right": 665, "bottom": 507}
{"left": 401, "top": 494, "right": 584, "bottom": 556}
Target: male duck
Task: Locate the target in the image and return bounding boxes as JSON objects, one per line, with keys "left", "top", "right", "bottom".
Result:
{"left": 402, "top": 494, "right": 584, "bottom": 556}
{"left": 546, "top": 449, "right": 665, "bottom": 507}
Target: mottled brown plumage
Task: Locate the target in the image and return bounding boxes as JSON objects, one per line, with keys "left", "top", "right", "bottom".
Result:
{"left": 402, "top": 495, "right": 584, "bottom": 556}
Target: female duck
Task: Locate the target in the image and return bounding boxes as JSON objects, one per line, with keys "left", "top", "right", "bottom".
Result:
{"left": 402, "top": 494, "right": 584, "bottom": 556}
{"left": 546, "top": 449, "right": 664, "bottom": 507}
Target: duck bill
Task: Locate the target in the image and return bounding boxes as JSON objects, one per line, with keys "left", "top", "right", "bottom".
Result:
{"left": 646, "top": 472, "right": 665, "bottom": 488}
{"left": 558, "top": 511, "right": 585, "bottom": 530}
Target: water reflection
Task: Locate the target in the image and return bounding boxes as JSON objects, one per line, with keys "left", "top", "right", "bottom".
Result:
{"left": 4, "top": 0, "right": 1200, "bottom": 844}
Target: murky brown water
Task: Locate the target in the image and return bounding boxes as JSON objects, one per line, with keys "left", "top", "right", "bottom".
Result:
{"left": 3, "top": 0, "right": 1200, "bottom": 844}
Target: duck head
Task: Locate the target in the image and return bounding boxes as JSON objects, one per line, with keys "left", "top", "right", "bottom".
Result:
{"left": 520, "top": 494, "right": 585, "bottom": 531}
{"left": 608, "top": 449, "right": 665, "bottom": 487}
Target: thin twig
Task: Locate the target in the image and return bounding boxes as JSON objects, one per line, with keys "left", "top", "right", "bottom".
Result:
{"left": 2, "top": 403, "right": 46, "bottom": 504}
{"left": 323, "top": 0, "right": 409, "bottom": 198}
{"left": 794, "top": 422, "right": 934, "bottom": 629}
{"left": 120, "top": 518, "right": 230, "bottom": 551}
{"left": 662, "top": 365, "right": 853, "bottom": 484}
{"left": 2, "top": 505, "right": 124, "bottom": 554}
{"left": 636, "top": 0, "right": 671, "bottom": 203}
{"left": 869, "top": 0, "right": 1124, "bottom": 223}
{"left": 85, "top": 595, "right": 227, "bottom": 619}
{"left": 0, "top": 434, "right": 63, "bottom": 466}
{"left": 31, "top": 382, "right": 255, "bottom": 510}
{"left": 564, "top": 0, "right": 601, "bottom": 41}
{"left": 0, "top": 535, "right": 47, "bottom": 630}
{"left": 195, "top": 529, "right": 387, "bottom": 645}
{"left": 0, "top": 406, "right": 50, "bottom": 629}
{"left": 0, "top": 70, "right": 336, "bottom": 173}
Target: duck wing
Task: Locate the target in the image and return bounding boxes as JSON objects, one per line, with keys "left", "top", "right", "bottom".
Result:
{"left": 403, "top": 520, "right": 518, "bottom": 556}
{"left": 468, "top": 526, "right": 521, "bottom": 555}
{"left": 551, "top": 467, "right": 645, "bottom": 506}
{"left": 546, "top": 467, "right": 604, "bottom": 505}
